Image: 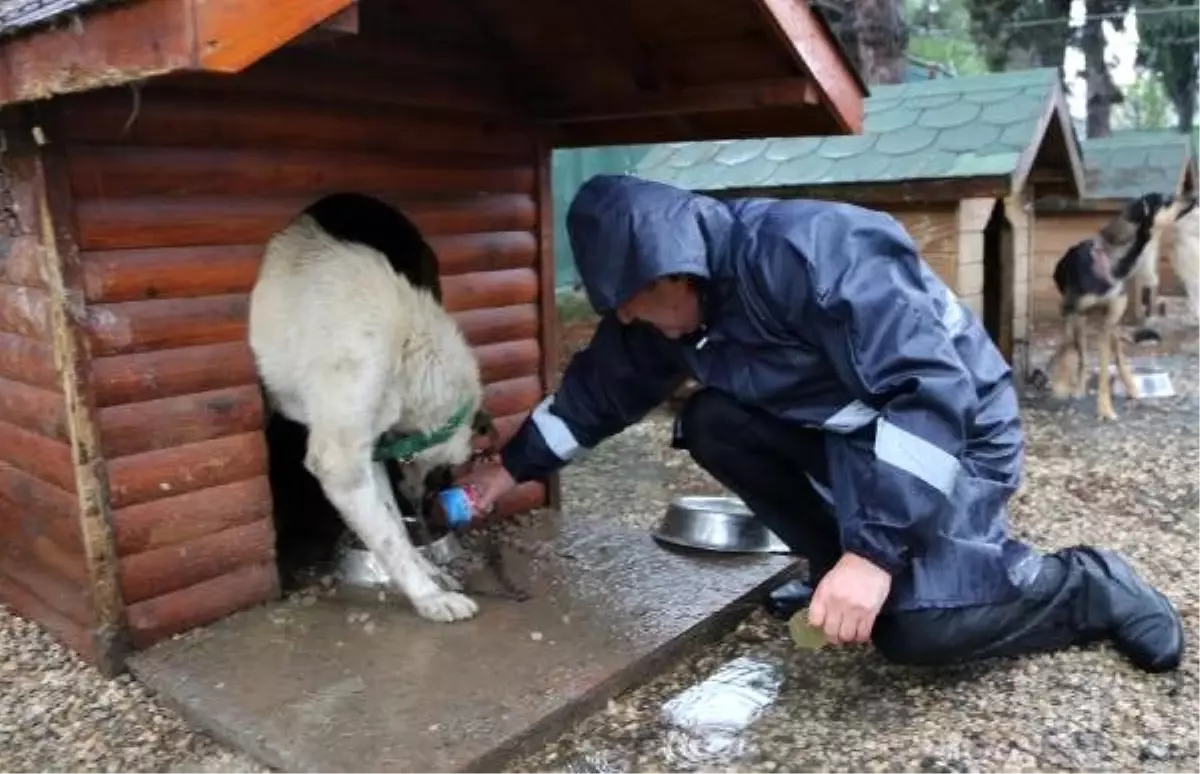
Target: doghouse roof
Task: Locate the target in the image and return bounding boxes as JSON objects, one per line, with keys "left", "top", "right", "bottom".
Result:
{"left": 634, "top": 67, "right": 1085, "bottom": 203}
{"left": 0, "top": 0, "right": 867, "bottom": 145}
{"left": 1083, "top": 130, "right": 1195, "bottom": 200}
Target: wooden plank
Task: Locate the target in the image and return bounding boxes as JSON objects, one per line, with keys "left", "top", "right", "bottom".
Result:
{"left": 57, "top": 89, "right": 535, "bottom": 156}
{"left": 78, "top": 231, "right": 538, "bottom": 304}
{"left": 482, "top": 375, "right": 542, "bottom": 419}
{"left": 475, "top": 339, "right": 540, "bottom": 384}
{"left": 0, "top": 462, "right": 85, "bottom": 556}
{"left": 549, "top": 77, "right": 818, "bottom": 123}
{"left": 0, "top": 332, "right": 57, "bottom": 390}
{"left": 0, "top": 420, "right": 77, "bottom": 492}
{"left": 97, "top": 385, "right": 264, "bottom": 460}
{"left": 0, "top": 234, "right": 47, "bottom": 288}
{"left": 106, "top": 431, "right": 267, "bottom": 509}
{"left": 432, "top": 232, "right": 538, "bottom": 277}
{"left": 441, "top": 268, "right": 538, "bottom": 313}
{"left": 86, "top": 293, "right": 249, "bottom": 357}
{"left": 91, "top": 342, "right": 258, "bottom": 408}
{"left": 0, "top": 516, "right": 89, "bottom": 587}
{"left": 113, "top": 477, "right": 271, "bottom": 556}
{"left": 119, "top": 518, "right": 275, "bottom": 605}
{"left": 0, "top": 375, "right": 68, "bottom": 441}
{"left": 195, "top": 0, "right": 359, "bottom": 73}
{"left": 0, "top": 283, "right": 52, "bottom": 340}
{"left": 752, "top": 0, "right": 865, "bottom": 134}
{"left": 125, "top": 561, "right": 279, "bottom": 649}
{"left": 81, "top": 244, "right": 262, "bottom": 304}
{"left": 0, "top": 0, "right": 195, "bottom": 106}
{"left": 453, "top": 304, "right": 539, "bottom": 347}
{"left": 75, "top": 194, "right": 537, "bottom": 251}
{"left": 534, "top": 136, "right": 560, "bottom": 510}
{"left": 0, "top": 545, "right": 91, "bottom": 625}
{"left": 67, "top": 145, "right": 535, "bottom": 200}
{"left": 32, "top": 139, "right": 128, "bottom": 674}
{"left": 0, "top": 569, "right": 95, "bottom": 661}
{"left": 186, "top": 47, "right": 523, "bottom": 117}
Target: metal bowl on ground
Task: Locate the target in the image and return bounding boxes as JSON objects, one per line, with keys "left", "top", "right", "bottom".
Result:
{"left": 651, "top": 495, "right": 792, "bottom": 555}
{"left": 334, "top": 518, "right": 464, "bottom": 590}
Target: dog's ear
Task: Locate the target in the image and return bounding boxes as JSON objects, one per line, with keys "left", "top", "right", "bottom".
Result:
{"left": 1177, "top": 194, "right": 1198, "bottom": 219}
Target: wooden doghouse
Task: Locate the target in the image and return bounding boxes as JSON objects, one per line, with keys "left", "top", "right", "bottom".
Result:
{"left": 636, "top": 68, "right": 1085, "bottom": 376}
{"left": 1031, "top": 130, "right": 1197, "bottom": 327}
{"left": 0, "top": 0, "right": 864, "bottom": 674}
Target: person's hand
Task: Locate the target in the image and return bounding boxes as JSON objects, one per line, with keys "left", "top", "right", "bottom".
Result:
{"left": 809, "top": 553, "right": 892, "bottom": 645}
{"left": 454, "top": 462, "right": 517, "bottom": 518}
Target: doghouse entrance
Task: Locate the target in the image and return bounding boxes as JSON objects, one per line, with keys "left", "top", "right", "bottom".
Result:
{"left": 982, "top": 199, "right": 1015, "bottom": 362}
{"left": 263, "top": 192, "right": 445, "bottom": 589}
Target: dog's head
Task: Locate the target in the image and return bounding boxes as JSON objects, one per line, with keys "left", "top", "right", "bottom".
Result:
{"left": 1128, "top": 192, "right": 1184, "bottom": 230}
{"left": 400, "top": 408, "right": 502, "bottom": 510}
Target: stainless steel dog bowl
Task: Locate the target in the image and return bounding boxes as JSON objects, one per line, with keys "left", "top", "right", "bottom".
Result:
{"left": 334, "top": 519, "right": 464, "bottom": 590}
{"left": 651, "top": 495, "right": 791, "bottom": 554}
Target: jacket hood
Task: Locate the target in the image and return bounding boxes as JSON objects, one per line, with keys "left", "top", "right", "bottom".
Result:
{"left": 565, "top": 175, "right": 728, "bottom": 314}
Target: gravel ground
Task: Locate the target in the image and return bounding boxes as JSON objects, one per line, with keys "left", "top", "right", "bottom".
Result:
{"left": 1, "top": 307, "right": 1196, "bottom": 772}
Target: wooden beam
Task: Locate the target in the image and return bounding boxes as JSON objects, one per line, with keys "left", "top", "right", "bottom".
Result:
{"left": 549, "top": 77, "right": 819, "bottom": 124}
{"left": 533, "top": 131, "right": 561, "bottom": 512}
{"left": 753, "top": 0, "right": 866, "bottom": 135}
{"left": 710, "top": 175, "right": 1010, "bottom": 206}
{"left": 287, "top": 3, "right": 360, "bottom": 47}
{"left": 1013, "top": 83, "right": 1086, "bottom": 200}
{"left": 195, "top": 0, "right": 359, "bottom": 73}
{"left": 26, "top": 111, "right": 129, "bottom": 675}
{"left": 0, "top": 0, "right": 195, "bottom": 106}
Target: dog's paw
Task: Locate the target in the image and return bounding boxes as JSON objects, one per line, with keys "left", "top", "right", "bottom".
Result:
{"left": 412, "top": 590, "right": 478, "bottom": 622}
{"left": 1098, "top": 405, "right": 1118, "bottom": 421}
{"left": 414, "top": 552, "right": 462, "bottom": 591}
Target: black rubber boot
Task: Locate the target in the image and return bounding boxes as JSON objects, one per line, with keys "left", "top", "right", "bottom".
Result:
{"left": 764, "top": 578, "right": 815, "bottom": 621}
{"left": 1071, "top": 546, "right": 1185, "bottom": 673}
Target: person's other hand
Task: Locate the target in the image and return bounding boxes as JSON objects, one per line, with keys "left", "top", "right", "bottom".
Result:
{"left": 809, "top": 553, "right": 892, "bottom": 645}
{"left": 454, "top": 462, "right": 517, "bottom": 518}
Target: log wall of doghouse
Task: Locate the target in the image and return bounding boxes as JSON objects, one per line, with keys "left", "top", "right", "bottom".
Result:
{"left": 0, "top": 47, "right": 554, "bottom": 662}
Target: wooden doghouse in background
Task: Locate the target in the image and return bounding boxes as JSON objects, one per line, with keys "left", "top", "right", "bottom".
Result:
{"left": 0, "top": 0, "right": 864, "bottom": 674}
{"left": 635, "top": 68, "right": 1084, "bottom": 377}
{"left": 1031, "top": 130, "right": 1196, "bottom": 327}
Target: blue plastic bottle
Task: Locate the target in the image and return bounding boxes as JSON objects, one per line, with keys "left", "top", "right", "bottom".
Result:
{"left": 434, "top": 486, "right": 475, "bottom": 529}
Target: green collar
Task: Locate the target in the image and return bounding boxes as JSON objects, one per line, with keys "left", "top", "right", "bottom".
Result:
{"left": 373, "top": 401, "right": 475, "bottom": 463}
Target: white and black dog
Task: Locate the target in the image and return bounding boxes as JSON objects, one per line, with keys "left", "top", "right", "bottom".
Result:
{"left": 249, "top": 193, "right": 487, "bottom": 623}
{"left": 1044, "top": 192, "right": 1190, "bottom": 420}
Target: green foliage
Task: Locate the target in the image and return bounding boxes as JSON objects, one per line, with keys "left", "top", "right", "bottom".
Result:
{"left": 1135, "top": 0, "right": 1199, "bottom": 131}
{"left": 1114, "top": 69, "right": 1176, "bottom": 129}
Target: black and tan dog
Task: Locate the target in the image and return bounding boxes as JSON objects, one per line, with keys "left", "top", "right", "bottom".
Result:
{"left": 1044, "top": 192, "right": 1192, "bottom": 420}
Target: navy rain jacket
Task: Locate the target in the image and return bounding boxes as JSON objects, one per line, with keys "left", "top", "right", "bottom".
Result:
{"left": 501, "top": 175, "right": 1040, "bottom": 612}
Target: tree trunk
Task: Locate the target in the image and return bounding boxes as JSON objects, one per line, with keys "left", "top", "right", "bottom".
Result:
{"left": 1081, "top": 16, "right": 1122, "bottom": 138}
{"left": 852, "top": 0, "right": 910, "bottom": 85}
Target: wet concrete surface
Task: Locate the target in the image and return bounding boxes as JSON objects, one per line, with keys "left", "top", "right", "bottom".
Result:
{"left": 128, "top": 510, "right": 797, "bottom": 773}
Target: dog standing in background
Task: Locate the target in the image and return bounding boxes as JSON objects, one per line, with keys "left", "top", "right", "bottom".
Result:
{"left": 1046, "top": 192, "right": 1186, "bottom": 420}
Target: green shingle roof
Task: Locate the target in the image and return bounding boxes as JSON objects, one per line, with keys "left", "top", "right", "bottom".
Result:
{"left": 1082, "top": 130, "right": 1194, "bottom": 199}
{"left": 634, "top": 68, "right": 1064, "bottom": 192}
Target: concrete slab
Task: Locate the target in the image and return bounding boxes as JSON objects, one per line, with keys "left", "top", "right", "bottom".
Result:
{"left": 129, "top": 511, "right": 798, "bottom": 773}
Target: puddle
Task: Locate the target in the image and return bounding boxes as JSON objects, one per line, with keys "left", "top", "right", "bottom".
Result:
{"left": 657, "top": 655, "right": 784, "bottom": 768}
{"left": 546, "top": 655, "right": 785, "bottom": 773}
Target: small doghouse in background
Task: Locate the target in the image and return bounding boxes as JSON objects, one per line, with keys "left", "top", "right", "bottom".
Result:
{"left": 0, "top": 0, "right": 864, "bottom": 673}
{"left": 635, "top": 68, "right": 1085, "bottom": 377}
{"left": 1031, "top": 130, "right": 1197, "bottom": 327}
